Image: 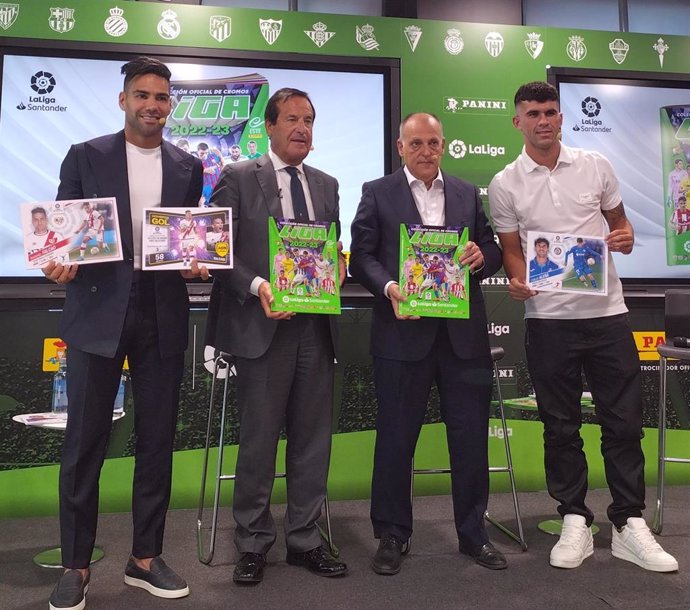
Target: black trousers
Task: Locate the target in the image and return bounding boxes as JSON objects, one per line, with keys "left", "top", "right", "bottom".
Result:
{"left": 525, "top": 314, "right": 645, "bottom": 528}
{"left": 59, "top": 276, "right": 184, "bottom": 568}
{"left": 371, "top": 325, "right": 493, "bottom": 547}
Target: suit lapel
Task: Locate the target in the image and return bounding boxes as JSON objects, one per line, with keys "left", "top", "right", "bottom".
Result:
{"left": 254, "top": 155, "right": 282, "bottom": 218}
{"left": 390, "top": 168, "right": 422, "bottom": 224}
{"left": 86, "top": 132, "right": 134, "bottom": 257}
{"left": 442, "top": 173, "right": 469, "bottom": 228}
{"left": 161, "top": 140, "right": 194, "bottom": 206}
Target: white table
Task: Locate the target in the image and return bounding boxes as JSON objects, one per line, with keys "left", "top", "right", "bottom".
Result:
{"left": 12, "top": 411, "right": 125, "bottom": 567}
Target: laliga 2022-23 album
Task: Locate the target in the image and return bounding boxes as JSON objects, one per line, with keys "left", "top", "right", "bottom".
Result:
{"left": 398, "top": 224, "right": 469, "bottom": 319}
{"left": 268, "top": 217, "right": 340, "bottom": 315}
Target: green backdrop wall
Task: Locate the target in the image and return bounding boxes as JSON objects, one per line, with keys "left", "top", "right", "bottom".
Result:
{"left": 1, "top": 0, "right": 689, "bottom": 519}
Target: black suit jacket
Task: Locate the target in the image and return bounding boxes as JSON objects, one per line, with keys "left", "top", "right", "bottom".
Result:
{"left": 206, "top": 154, "right": 340, "bottom": 359}
{"left": 56, "top": 130, "right": 203, "bottom": 358}
{"left": 349, "top": 167, "right": 502, "bottom": 362}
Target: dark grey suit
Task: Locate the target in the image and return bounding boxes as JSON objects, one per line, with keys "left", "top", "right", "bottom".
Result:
{"left": 207, "top": 153, "right": 339, "bottom": 553}
{"left": 56, "top": 130, "right": 202, "bottom": 567}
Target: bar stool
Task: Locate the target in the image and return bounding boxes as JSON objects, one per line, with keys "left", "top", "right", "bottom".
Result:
{"left": 196, "top": 351, "right": 335, "bottom": 564}
{"left": 409, "top": 346, "right": 527, "bottom": 551}
{"left": 652, "top": 341, "right": 690, "bottom": 535}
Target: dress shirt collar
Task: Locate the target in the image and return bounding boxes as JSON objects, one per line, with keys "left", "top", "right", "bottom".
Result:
{"left": 403, "top": 165, "right": 444, "bottom": 191}
{"left": 268, "top": 149, "right": 305, "bottom": 174}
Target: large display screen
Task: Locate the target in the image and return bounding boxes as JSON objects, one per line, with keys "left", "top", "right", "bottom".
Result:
{"left": 0, "top": 46, "right": 396, "bottom": 291}
{"left": 550, "top": 68, "right": 690, "bottom": 285}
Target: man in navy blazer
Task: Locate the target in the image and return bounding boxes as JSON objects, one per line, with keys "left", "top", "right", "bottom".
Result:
{"left": 44, "top": 57, "right": 203, "bottom": 609}
{"left": 349, "top": 112, "right": 505, "bottom": 575}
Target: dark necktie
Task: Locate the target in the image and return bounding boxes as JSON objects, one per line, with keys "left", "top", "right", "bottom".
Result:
{"left": 285, "top": 166, "right": 309, "bottom": 222}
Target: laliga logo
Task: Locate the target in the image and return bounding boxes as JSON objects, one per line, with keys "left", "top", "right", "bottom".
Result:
{"left": 448, "top": 139, "right": 505, "bottom": 159}
{"left": 581, "top": 96, "right": 601, "bottom": 118}
{"left": 448, "top": 139, "right": 467, "bottom": 159}
{"left": 488, "top": 322, "right": 510, "bottom": 337}
{"left": 31, "top": 71, "right": 56, "bottom": 95}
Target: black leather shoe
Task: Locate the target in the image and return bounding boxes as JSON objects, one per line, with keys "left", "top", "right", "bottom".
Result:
{"left": 372, "top": 533, "right": 404, "bottom": 575}
{"left": 459, "top": 541, "right": 507, "bottom": 570}
{"left": 233, "top": 552, "right": 266, "bottom": 584}
{"left": 286, "top": 546, "right": 348, "bottom": 577}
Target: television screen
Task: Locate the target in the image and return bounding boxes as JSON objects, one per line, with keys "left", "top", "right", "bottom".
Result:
{"left": 549, "top": 67, "right": 690, "bottom": 287}
{"left": 0, "top": 45, "right": 397, "bottom": 294}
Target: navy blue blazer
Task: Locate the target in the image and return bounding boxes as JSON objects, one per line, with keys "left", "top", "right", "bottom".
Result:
{"left": 56, "top": 130, "right": 203, "bottom": 358}
{"left": 349, "top": 167, "right": 502, "bottom": 362}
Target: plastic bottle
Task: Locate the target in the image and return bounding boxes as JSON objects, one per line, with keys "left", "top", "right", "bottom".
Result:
{"left": 113, "top": 371, "right": 127, "bottom": 415}
{"left": 51, "top": 357, "right": 68, "bottom": 415}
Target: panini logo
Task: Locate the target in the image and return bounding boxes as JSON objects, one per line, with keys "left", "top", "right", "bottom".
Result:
{"left": 633, "top": 331, "right": 665, "bottom": 360}
{"left": 444, "top": 97, "right": 508, "bottom": 115}
{"left": 481, "top": 276, "right": 510, "bottom": 287}
{"left": 494, "top": 366, "right": 517, "bottom": 384}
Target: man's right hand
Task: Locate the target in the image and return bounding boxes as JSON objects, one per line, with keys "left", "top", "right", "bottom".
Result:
{"left": 388, "top": 283, "right": 420, "bottom": 320}
{"left": 43, "top": 261, "right": 78, "bottom": 285}
{"left": 508, "top": 277, "right": 537, "bottom": 301}
{"left": 258, "top": 281, "right": 295, "bottom": 320}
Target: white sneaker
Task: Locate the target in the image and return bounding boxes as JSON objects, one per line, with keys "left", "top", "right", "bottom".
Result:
{"left": 550, "top": 514, "right": 594, "bottom": 568}
{"left": 611, "top": 517, "right": 678, "bottom": 572}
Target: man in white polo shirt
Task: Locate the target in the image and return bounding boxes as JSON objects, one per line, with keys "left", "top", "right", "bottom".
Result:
{"left": 489, "top": 81, "right": 677, "bottom": 573}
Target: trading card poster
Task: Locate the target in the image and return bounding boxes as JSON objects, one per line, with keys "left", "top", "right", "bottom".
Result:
{"left": 22, "top": 197, "right": 123, "bottom": 269}
{"left": 398, "top": 224, "right": 469, "bottom": 319}
{"left": 142, "top": 208, "right": 233, "bottom": 270}
{"left": 268, "top": 218, "right": 340, "bottom": 315}
{"left": 526, "top": 231, "right": 608, "bottom": 296}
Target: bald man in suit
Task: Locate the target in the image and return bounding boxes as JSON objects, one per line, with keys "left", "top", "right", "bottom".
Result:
{"left": 350, "top": 112, "right": 506, "bottom": 575}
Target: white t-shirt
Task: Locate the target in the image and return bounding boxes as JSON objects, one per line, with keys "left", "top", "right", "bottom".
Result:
{"left": 489, "top": 144, "right": 627, "bottom": 320}
{"left": 126, "top": 142, "right": 163, "bottom": 269}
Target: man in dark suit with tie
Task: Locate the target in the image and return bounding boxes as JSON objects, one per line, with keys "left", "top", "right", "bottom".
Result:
{"left": 207, "top": 88, "right": 347, "bottom": 583}
{"left": 349, "top": 112, "right": 505, "bottom": 575}
{"left": 43, "top": 57, "right": 203, "bottom": 609}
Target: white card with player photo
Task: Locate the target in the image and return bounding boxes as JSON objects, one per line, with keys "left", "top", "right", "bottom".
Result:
{"left": 526, "top": 231, "right": 608, "bottom": 296}
{"left": 21, "top": 198, "right": 123, "bottom": 269}
{"left": 141, "top": 207, "right": 233, "bottom": 270}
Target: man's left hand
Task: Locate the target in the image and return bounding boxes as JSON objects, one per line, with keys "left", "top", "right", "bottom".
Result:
{"left": 179, "top": 259, "right": 210, "bottom": 280}
{"left": 337, "top": 241, "right": 347, "bottom": 287}
{"left": 459, "top": 240, "right": 485, "bottom": 272}
{"left": 606, "top": 229, "right": 633, "bottom": 255}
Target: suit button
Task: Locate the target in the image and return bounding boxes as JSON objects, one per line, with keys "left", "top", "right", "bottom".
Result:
{"left": 91, "top": 286, "right": 97, "bottom": 293}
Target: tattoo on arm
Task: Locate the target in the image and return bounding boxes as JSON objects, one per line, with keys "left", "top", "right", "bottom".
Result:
{"left": 602, "top": 202, "right": 627, "bottom": 226}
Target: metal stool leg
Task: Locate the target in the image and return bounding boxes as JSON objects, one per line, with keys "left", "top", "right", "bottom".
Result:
{"left": 197, "top": 355, "right": 231, "bottom": 564}
{"left": 653, "top": 354, "right": 668, "bottom": 535}
{"left": 484, "top": 356, "right": 527, "bottom": 550}
{"left": 408, "top": 347, "right": 527, "bottom": 551}
{"left": 198, "top": 354, "right": 337, "bottom": 563}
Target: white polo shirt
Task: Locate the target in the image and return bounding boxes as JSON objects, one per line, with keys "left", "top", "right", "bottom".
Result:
{"left": 488, "top": 144, "right": 627, "bottom": 320}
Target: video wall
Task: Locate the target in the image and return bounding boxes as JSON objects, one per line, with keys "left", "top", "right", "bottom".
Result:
{"left": 0, "top": 50, "right": 388, "bottom": 280}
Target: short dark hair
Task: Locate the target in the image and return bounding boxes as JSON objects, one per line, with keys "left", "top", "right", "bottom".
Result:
{"left": 31, "top": 206, "right": 47, "bottom": 217}
{"left": 197, "top": 142, "right": 209, "bottom": 151}
{"left": 534, "top": 236, "right": 550, "bottom": 248}
{"left": 121, "top": 56, "right": 171, "bottom": 90}
{"left": 514, "top": 81, "right": 559, "bottom": 107}
{"left": 265, "top": 88, "right": 315, "bottom": 124}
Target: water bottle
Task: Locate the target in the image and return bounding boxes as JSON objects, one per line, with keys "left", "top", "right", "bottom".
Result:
{"left": 113, "top": 371, "right": 127, "bottom": 415}
{"left": 51, "top": 357, "right": 68, "bottom": 415}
